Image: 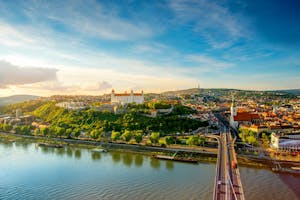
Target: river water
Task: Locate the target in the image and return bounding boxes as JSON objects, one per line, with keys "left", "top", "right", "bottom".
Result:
{"left": 0, "top": 141, "right": 299, "bottom": 200}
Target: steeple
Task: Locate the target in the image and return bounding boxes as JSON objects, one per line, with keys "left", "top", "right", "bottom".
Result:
{"left": 231, "top": 95, "right": 235, "bottom": 108}
{"left": 230, "top": 95, "right": 237, "bottom": 117}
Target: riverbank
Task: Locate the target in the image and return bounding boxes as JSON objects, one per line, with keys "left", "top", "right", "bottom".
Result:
{"left": 0, "top": 132, "right": 217, "bottom": 162}
{"left": 1, "top": 132, "right": 298, "bottom": 169}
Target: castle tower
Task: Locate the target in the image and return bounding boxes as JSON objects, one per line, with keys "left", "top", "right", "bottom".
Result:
{"left": 230, "top": 95, "right": 238, "bottom": 129}
{"left": 130, "top": 90, "right": 134, "bottom": 103}
{"left": 111, "top": 89, "right": 115, "bottom": 103}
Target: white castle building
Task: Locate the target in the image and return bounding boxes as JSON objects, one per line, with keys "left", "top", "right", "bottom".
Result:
{"left": 111, "top": 89, "right": 144, "bottom": 105}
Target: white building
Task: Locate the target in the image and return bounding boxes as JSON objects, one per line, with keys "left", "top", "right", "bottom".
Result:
{"left": 230, "top": 98, "right": 239, "bottom": 129}
{"left": 56, "top": 102, "right": 87, "bottom": 110}
{"left": 111, "top": 89, "right": 144, "bottom": 105}
{"left": 270, "top": 132, "right": 300, "bottom": 151}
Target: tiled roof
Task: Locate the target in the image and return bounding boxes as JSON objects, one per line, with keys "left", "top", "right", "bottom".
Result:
{"left": 234, "top": 112, "right": 260, "bottom": 121}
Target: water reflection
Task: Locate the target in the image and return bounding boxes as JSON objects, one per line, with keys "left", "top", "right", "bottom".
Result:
{"left": 134, "top": 155, "right": 143, "bottom": 167}
{"left": 74, "top": 149, "right": 81, "bottom": 160}
{"left": 122, "top": 153, "right": 133, "bottom": 167}
{"left": 150, "top": 158, "right": 160, "bottom": 169}
{"left": 166, "top": 161, "right": 174, "bottom": 171}
{"left": 66, "top": 148, "right": 73, "bottom": 158}
{"left": 111, "top": 152, "right": 121, "bottom": 164}
{"left": 40, "top": 146, "right": 53, "bottom": 154}
{"left": 55, "top": 147, "right": 65, "bottom": 157}
{"left": 15, "top": 142, "right": 29, "bottom": 151}
{"left": 91, "top": 152, "right": 101, "bottom": 161}
{"left": 278, "top": 173, "right": 300, "bottom": 197}
{"left": 0, "top": 141, "right": 13, "bottom": 148}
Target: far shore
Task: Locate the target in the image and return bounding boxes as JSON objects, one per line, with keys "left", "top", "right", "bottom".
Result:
{"left": 1, "top": 131, "right": 299, "bottom": 169}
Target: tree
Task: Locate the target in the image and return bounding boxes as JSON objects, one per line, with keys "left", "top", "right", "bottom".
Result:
{"left": 53, "top": 126, "right": 65, "bottom": 138}
{"left": 134, "top": 130, "right": 143, "bottom": 143}
{"left": 90, "top": 130, "right": 100, "bottom": 139}
{"left": 3, "top": 124, "right": 13, "bottom": 132}
{"left": 34, "top": 128, "right": 40, "bottom": 136}
{"left": 40, "top": 127, "right": 49, "bottom": 136}
{"left": 74, "top": 128, "right": 81, "bottom": 138}
{"left": 65, "top": 128, "right": 73, "bottom": 138}
{"left": 165, "top": 136, "right": 175, "bottom": 145}
{"left": 150, "top": 132, "right": 160, "bottom": 144}
{"left": 14, "top": 126, "right": 22, "bottom": 134}
{"left": 186, "top": 136, "right": 200, "bottom": 146}
{"left": 20, "top": 126, "right": 31, "bottom": 135}
{"left": 121, "top": 130, "right": 132, "bottom": 142}
{"left": 198, "top": 136, "right": 207, "bottom": 147}
{"left": 246, "top": 135, "right": 257, "bottom": 146}
{"left": 111, "top": 131, "right": 121, "bottom": 141}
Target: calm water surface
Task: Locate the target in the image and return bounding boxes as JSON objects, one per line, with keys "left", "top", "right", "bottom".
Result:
{"left": 0, "top": 141, "right": 299, "bottom": 200}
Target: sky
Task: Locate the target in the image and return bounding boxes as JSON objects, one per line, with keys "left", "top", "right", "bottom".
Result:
{"left": 0, "top": 0, "right": 300, "bottom": 97}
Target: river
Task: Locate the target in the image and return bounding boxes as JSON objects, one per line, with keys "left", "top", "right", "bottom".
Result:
{"left": 0, "top": 141, "right": 299, "bottom": 200}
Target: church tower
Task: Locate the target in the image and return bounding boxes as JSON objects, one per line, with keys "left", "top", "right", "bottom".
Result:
{"left": 230, "top": 95, "right": 238, "bottom": 129}
{"left": 230, "top": 95, "right": 237, "bottom": 116}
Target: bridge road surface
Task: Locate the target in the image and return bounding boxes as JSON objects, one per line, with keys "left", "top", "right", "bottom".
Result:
{"left": 213, "top": 132, "right": 245, "bottom": 200}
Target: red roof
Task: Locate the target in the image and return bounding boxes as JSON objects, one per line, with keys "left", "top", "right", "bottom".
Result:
{"left": 234, "top": 112, "right": 260, "bottom": 122}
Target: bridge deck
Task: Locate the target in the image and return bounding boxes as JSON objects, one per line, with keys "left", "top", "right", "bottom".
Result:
{"left": 213, "top": 132, "right": 245, "bottom": 200}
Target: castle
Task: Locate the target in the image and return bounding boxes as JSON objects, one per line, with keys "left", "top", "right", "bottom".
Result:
{"left": 111, "top": 89, "right": 144, "bottom": 105}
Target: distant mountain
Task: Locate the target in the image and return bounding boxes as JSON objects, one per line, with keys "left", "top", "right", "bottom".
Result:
{"left": 0, "top": 95, "right": 40, "bottom": 106}
{"left": 271, "top": 89, "right": 300, "bottom": 95}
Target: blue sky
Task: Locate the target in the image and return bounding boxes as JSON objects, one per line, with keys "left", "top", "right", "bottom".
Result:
{"left": 0, "top": 0, "right": 300, "bottom": 96}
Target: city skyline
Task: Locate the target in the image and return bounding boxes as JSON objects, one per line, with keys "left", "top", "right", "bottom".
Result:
{"left": 0, "top": 0, "right": 300, "bottom": 97}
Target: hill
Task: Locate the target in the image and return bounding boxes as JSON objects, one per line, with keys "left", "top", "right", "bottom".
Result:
{"left": 160, "top": 88, "right": 241, "bottom": 96}
{"left": 272, "top": 89, "right": 300, "bottom": 95}
{"left": 0, "top": 95, "right": 40, "bottom": 106}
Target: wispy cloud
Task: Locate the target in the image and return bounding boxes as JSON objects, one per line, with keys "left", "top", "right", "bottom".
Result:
{"left": 0, "top": 22, "right": 36, "bottom": 47}
{"left": 169, "top": 0, "right": 249, "bottom": 49}
{"left": 186, "top": 55, "right": 233, "bottom": 71}
{"left": 0, "top": 60, "right": 57, "bottom": 88}
{"left": 23, "top": 0, "right": 155, "bottom": 41}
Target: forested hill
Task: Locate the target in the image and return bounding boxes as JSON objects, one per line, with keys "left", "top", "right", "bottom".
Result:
{"left": 31, "top": 101, "right": 208, "bottom": 136}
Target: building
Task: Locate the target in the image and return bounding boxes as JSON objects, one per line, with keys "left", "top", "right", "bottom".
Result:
{"left": 111, "top": 89, "right": 144, "bottom": 105}
{"left": 16, "top": 109, "right": 22, "bottom": 118}
{"left": 230, "top": 98, "right": 260, "bottom": 129}
{"left": 270, "top": 132, "right": 300, "bottom": 151}
{"left": 93, "top": 103, "right": 115, "bottom": 113}
{"left": 56, "top": 102, "right": 87, "bottom": 110}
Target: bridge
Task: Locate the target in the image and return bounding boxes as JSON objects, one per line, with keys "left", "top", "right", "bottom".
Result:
{"left": 209, "top": 131, "right": 245, "bottom": 200}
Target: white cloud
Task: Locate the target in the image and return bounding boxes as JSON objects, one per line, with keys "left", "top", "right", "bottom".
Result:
{"left": 0, "top": 60, "right": 57, "bottom": 88}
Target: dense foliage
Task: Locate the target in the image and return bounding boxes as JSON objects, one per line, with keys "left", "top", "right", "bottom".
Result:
{"left": 30, "top": 102, "right": 207, "bottom": 139}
